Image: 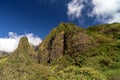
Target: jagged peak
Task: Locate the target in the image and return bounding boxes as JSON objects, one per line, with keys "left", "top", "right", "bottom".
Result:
{"left": 17, "top": 36, "right": 30, "bottom": 50}
{"left": 38, "top": 22, "right": 96, "bottom": 64}
{"left": 9, "top": 37, "right": 37, "bottom": 63}
{"left": 49, "top": 22, "right": 84, "bottom": 37}
{"left": 57, "top": 22, "right": 83, "bottom": 31}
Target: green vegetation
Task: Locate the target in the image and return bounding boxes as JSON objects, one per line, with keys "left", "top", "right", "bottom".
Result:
{"left": 0, "top": 22, "right": 120, "bottom": 80}
{"left": 57, "top": 66, "right": 107, "bottom": 80}
{"left": 9, "top": 37, "right": 37, "bottom": 64}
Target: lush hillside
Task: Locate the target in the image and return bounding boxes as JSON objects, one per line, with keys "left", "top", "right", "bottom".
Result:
{"left": 0, "top": 22, "right": 120, "bottom": 80}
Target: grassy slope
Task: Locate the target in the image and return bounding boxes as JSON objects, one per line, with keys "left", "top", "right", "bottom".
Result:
{"left": 0, "top": 23, "right": 120, "bottom": 80}
{"left": 85, "top": 23, "right": 120, "bottom": 80}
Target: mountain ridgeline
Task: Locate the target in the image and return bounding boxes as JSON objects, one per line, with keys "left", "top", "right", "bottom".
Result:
{"left": 0, "top": 22, "right": 120, "bottom": 80}
{"left": 38, "top": 23, "right": 97, "bottom": 65}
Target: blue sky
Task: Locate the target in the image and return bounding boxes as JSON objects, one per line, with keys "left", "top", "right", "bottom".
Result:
{"left": 1, "top": 0, "right": 120, "bottom": 39}
{"left": 0, "top": 0, "right": 120, "bottom": 52}
{"left": 0, "top": 0, "right": 71, "bottom": 39}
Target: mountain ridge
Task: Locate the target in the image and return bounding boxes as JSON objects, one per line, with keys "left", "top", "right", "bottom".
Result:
{"left": 0, "top": 22, "right": 120, "bottom": 80}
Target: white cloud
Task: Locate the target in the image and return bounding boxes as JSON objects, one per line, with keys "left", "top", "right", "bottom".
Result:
{"left": 0, "top": 32, "right": 42, "bottom": 53}
{"left": 25, "top": 33, "right": 42, "bottom": 46}
{"left": 67, "top": 0, "right": 85, "bottom": 20}
{"left": 91, "top": 0, "right": 120, "bottom": 23}
{"left": 67, "top": 0, "right": 120, "bottom": 23}
{"left": 108, "top": 13, "right": 120, "bottom": 23}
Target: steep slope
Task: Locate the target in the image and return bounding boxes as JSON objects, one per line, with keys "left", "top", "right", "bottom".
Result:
{"left": 38, "top": 22, "right": 120, "bottom": 80}
{"left": 38, "top": 23, "right": 97, "bottom": 65}
{"left": 88, "top": 23, "right": 120, "bottom": 39}
{"left": 9, "top": 37, "right": 37, "bottom": 64}
{"left": 85, "top": 23, "right": 120, "bottom": 80}
{"left": 0, "top": 37, "right": 56, "bottom": 80}
{"left": 0, "top": 22, "right": 120, "bottom": 80}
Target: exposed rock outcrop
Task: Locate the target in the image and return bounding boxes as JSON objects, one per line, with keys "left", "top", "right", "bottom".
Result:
{"left": 38, "top": 23, "right": 96, "bottom": 64}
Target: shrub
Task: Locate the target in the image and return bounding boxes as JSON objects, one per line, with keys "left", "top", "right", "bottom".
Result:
{"left": 57, "top": 66, "right": 108, "bottom": 80}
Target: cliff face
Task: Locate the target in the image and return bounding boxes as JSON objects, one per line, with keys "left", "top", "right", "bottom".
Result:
{"left": 0, "top": 22, "right": 120, "bottom": 80}
{"left": 38, "top": 32, "right": 64, "bottom": 64}
{"left": 38, "top": 23, "right": 97, "bottom": 64}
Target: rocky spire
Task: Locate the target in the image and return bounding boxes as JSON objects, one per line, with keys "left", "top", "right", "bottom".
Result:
{"left": 9, "top": 37, "right": 37, "bottom": 64}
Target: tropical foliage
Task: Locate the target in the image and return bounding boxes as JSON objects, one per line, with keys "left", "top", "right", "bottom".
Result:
{"left": 0, "top": 22, "right": 120, "bottom": 80}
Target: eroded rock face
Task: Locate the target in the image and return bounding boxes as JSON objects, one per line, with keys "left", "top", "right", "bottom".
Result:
{"left": 39, "top": 32, "right": 64, "bottom": 64}
{"left": 38, "top": 23, "right": 96, "bottom": 64}
{"left": 65, "top": 32, "right": 96, "bottom": 55}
